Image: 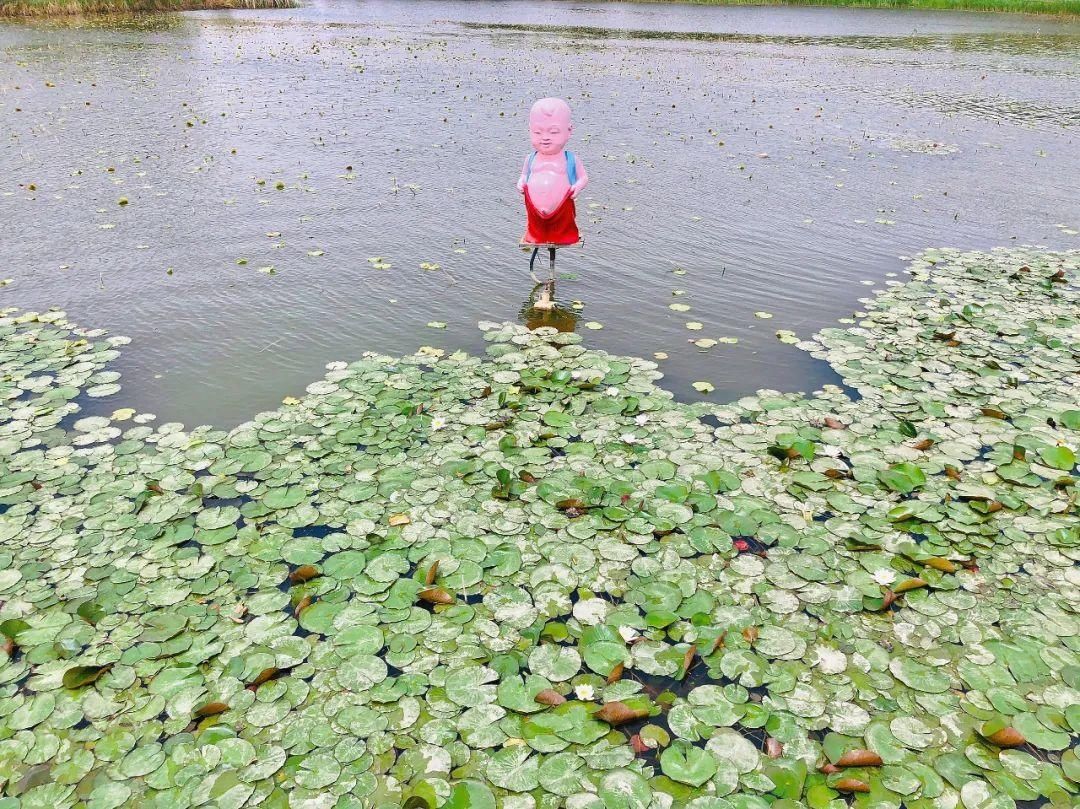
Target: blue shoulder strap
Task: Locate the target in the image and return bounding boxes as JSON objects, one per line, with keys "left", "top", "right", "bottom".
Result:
{"left": 525, "top": 151, "right": 536, "bottom": 182}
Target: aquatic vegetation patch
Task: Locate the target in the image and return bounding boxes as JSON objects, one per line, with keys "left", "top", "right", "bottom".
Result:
{"left": 0, "top": 247, "right": 1079, "bottom": 808}
{"left": 887, "top": 138, "right": 960, "bottom": 155}
{"left": 861, "top": 133, "right": 960, "bottom": 155}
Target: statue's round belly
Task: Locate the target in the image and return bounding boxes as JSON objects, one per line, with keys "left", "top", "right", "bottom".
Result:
{"left": 527, "top": 171, "right": 570, "bottom": 216}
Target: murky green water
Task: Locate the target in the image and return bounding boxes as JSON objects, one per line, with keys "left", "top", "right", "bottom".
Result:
{"left": 1, "top": 0, "right": 1078, "bottom": 426}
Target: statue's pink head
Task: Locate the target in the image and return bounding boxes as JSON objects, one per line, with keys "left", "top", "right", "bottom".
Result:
{"left": 529, "top": 97, "right": 573, "bottom": 156}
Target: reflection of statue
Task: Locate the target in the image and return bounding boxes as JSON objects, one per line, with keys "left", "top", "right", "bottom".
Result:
{"left": 520, "top": 283, "right": 579, "bottom": 333}
{"left": 517, "top": 98, "right": 589, "bottom": 245}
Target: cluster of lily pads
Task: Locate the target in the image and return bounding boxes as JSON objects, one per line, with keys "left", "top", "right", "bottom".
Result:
{"left": 859, "top": 134, "right": 960, "bottom": 156}
{"left": 0, "top": 247, "right": 1078, "bottom": 809}
{"left": 886, "top": 139, "right": 960, "bottom": 155}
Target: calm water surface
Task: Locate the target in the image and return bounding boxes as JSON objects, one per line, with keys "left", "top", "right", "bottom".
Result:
{"left": 2, "top": 0, "right": 1079, "bottom": 426}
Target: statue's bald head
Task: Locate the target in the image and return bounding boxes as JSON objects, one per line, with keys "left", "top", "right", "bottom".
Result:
{"left": 529, "top": 97, "right": 572, "bottom": 128}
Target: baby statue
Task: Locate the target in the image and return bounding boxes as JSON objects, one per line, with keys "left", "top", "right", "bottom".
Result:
{"left": 517, "top": 97, "right": 589, "bottom": 246}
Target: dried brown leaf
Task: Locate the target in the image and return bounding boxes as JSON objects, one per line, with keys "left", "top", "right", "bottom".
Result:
{"left": 924, "top": 557, "right": 958, "bottom": 573}
{"left": 193, "top": 701, "right": 228, "bottom": 717}
{"left": 836, "top": 750, "right": 884, "bottom": 767}
{"left": 288, "top": 565, "right": 320, "bottom": 584}
{"left": 679, "top": 645, "right": 697, "bottom": 679}
{"left": 834, "top": 778, "right": 871, "bottom": 793}
{"left": 983, "top": 727, "right": 1025, "bottom": 748}
{"left": 709, "top": 631, "right": 727, "bottom": 656}
{"left": 893, "top": 578, "right": 928, "bottom": 594}
{"left": 595, "top": 701, "right": 649, "bottom": 726}
{"left": 534, "top": 689, "right": 567, "bottom": 707}
{"left": 425, "top": 560, "right": 439, "bottom": 586}
{"left": 294, "top": 595, "right": 313, "bottom": 617}
{"left": 247, "top": 667, "right": 280, "bottom": 689}
{"left": 418, "top": 587, "right": 454, "bottom": 605}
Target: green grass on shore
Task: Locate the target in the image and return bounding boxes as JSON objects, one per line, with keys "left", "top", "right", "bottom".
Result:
{"left": 3, "top": 0, "right": 1076, "bottom": 18}
{"left": 644, "top": 0, "right": 1080, "bottom": 16}
{"left": 0, "top": 0, "right": 293, "bottom": 16}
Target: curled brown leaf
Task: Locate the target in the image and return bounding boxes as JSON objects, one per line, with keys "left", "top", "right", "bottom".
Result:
{"left": 983, "top": 727, "right": 1025, "bottom": 748}
{"left": 606, "top": 662, "right": 624, "bottom": 685}
{"left": 893, "top": 578, "right": 928, "bottom": 594}
{"left": 834, "top": 778, "right": 871, "bottom": 793}
{"left": 534, "top": 689, "right": 566, "bottom": 707}
{"left": 709, "top": 631, "right": 727, "bottom": 656}
{"left": 294, "top": 595, "right": 313, "bottom": 617}
{"left": 924, "top": 557, "right": 958, "bottom": 573}
{"left": 288, "top": 565, "right": 320, "bottom": 584}
{"left": 246, "top": 667, "right": 280, "bottom": 689}
{"left": 836, "top": 750, "right": 884, "bottom": 767}
{"left": 193, "top": 701, "right": 228, "bottom": 717}
{"left": 595, "top": 701, "right": 648, "bottom": 726}
{"left": 679, "top": 645, "right": 697, "bottom": 679}
{"left": 418, "top": 587, "right": 454, "bottom": 605}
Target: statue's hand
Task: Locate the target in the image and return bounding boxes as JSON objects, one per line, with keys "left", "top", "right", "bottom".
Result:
{"left": 570, "top": 185, "right": 580, "bottom": 200}
{"left": 516, "top": 180, "right": 526, "bottom": 194}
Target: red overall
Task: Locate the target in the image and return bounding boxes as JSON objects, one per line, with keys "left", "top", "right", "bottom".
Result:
{"left": 523, "top": 186, "right": 579, "bottom": 246}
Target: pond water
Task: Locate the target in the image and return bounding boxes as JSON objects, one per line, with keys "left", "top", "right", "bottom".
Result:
{"left": 1, "top": 0, "right": 1078, "bottom": 427}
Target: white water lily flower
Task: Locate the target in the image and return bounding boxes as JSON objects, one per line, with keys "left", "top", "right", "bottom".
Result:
{"left": 430, "top": 416, "right": 447, "bottom": 431}
{"left": 813, "top": 645, "right": 847, "bottom": 674}
{"left": 873, "top": 569, "right": 897, "bottom": 586}
{"left": 574, "top": 684, "right": 595, "bottom": 701}
{"left": 618, "top": 625, "right": 639, "bottom": 642}
{"left": 635, "top": 414, "right": 649, "bottom": 426}
{"left": 605, "top": 387, "right": 620, "bottom": 396}
{"left": 620, "top": 433, "right": 638, "bottom": 444}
